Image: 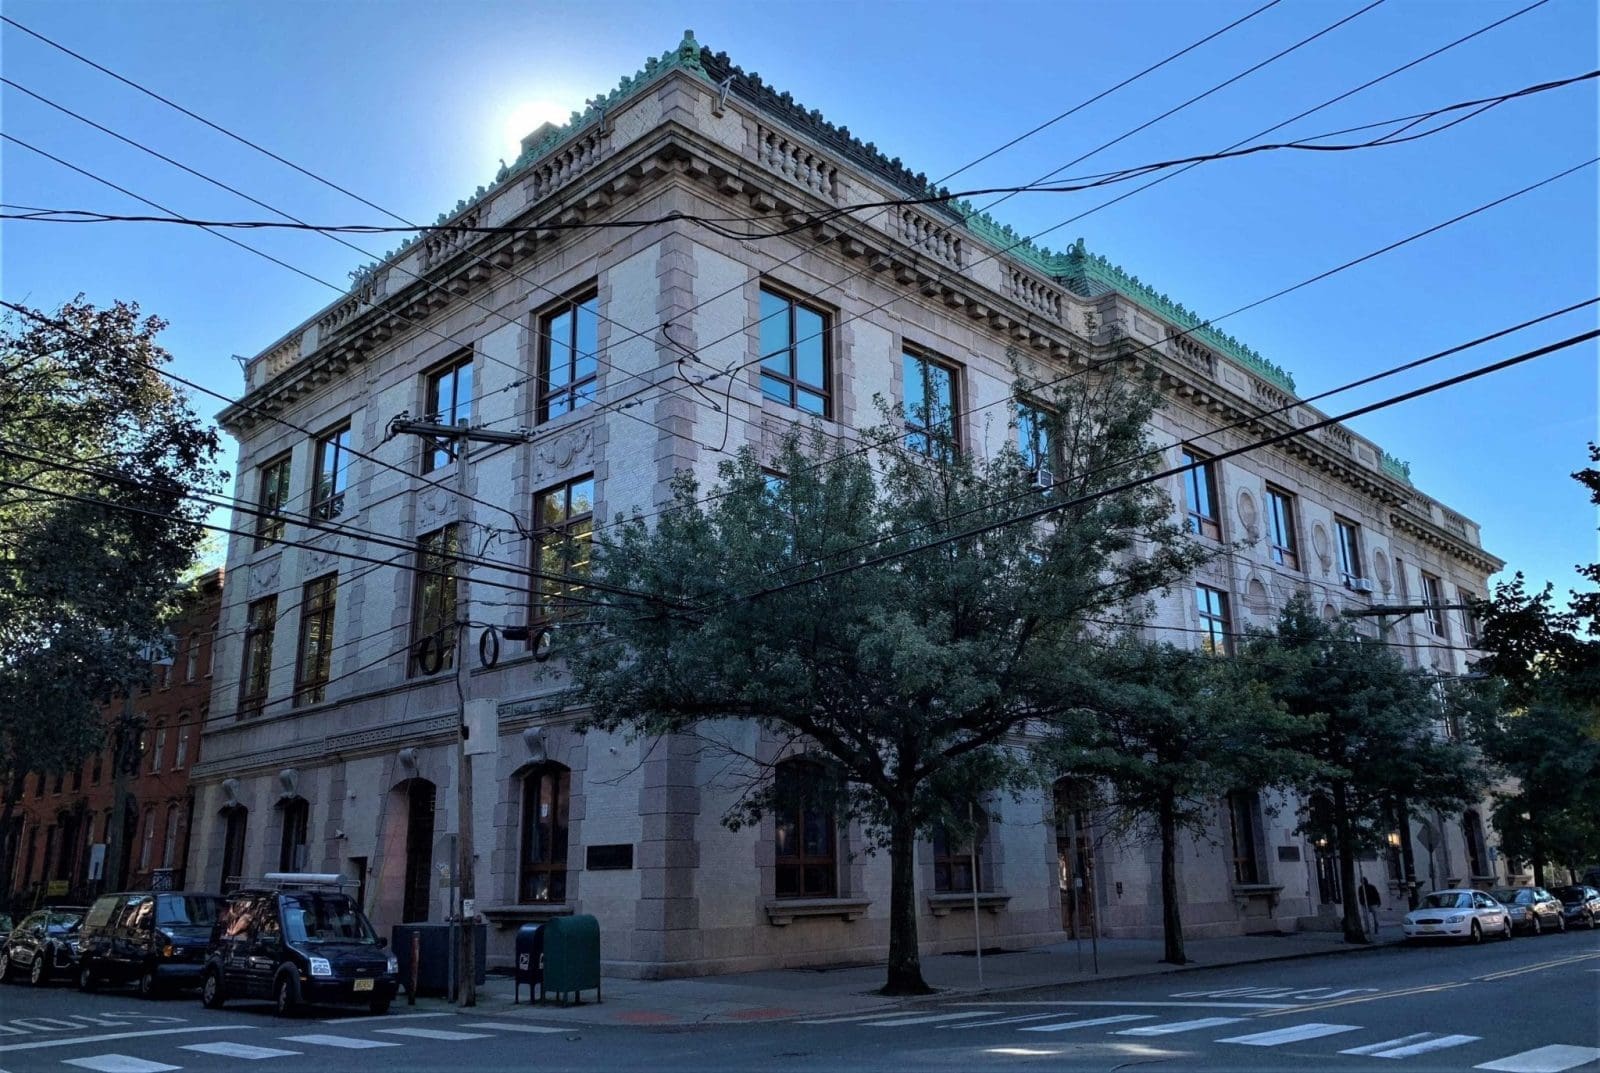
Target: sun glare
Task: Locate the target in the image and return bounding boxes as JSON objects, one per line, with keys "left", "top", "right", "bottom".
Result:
{"left": 499, "top": 99, "right": 577, "bottom": 161}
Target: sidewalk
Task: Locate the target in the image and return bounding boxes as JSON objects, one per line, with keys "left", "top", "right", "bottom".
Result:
{"left": 411, "top": 930, "right": 1404, "bottom": 1027}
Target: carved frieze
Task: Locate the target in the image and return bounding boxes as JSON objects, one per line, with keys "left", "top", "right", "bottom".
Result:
{"left": 537, "top": 425, "right": 595, "bottom": 472}
{"left": 248, "top": 555, "right": 282, "bottom": 597}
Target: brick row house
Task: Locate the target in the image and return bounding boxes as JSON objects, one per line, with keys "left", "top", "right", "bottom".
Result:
{"left": 187, "top": 34, "right": 1515, "bottom": 978}
{"left": 2, "top": 570, "right": 222, "bottom": 910}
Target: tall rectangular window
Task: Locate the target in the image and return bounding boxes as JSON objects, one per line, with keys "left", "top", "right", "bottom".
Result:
{"left": 411, "top": 525, "right": 459, "bottom": 675}
{"left": 1422, "top": 572, "right": 1447, "bottom": 637}
{"left": 903, "top": 349, "right": 959, "bottom": 458}
{"left": 294, "top": 573, "right": 338, "bottom": 706}
{"left": 1335, "top": 517, "right": 1363, "bottom": 585}
{"left": 1227, "top": 790, "right": 1263, "bottom": 885}
{"left": 1461, "top": 592, "right": 1482, "bottom": 646}
{"left": 173, "top": 721, "right": 190, "bottom": 770}
{"left": 254, "top": 454, "right": 291, "bottom": 549}
{"left": 312, "top": 423, "right": 352, "bottom": 521}
{"left": 1181, "top": 449, "right": 1220, "bottom": 540}
{"left": 539, "top": 292, "right": 599, "bottom": 422}
{"left": 1196, "top": 585, "right": 1232, "bottom": 655}
{"left": 532, "top": 477, "right": 595, "bottom": 625}
{"left": 1016, "top": 400, "right": 1054, "bottom": 473}
{"left": 239, "top": 596, "right": 278, "bottom": 717}
{"left": 932, "top": 811, "right": 988, "bottom": 893}
{"left": 422, "top": 354, "right": 473, "bottom": 473}
{"left": 1264, "top": 486, "right": 1299, "bottom": 570}
{"left": 759, "top": 287, "right": 831, "bottom": 417}
{"left": 150, "top": 725, "right": 166, "bottom": 774}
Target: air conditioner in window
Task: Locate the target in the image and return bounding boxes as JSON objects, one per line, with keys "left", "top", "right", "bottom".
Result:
{"left": 1030, "top": 467, "right": 1054, "bottom": 492}
{"left": 1348, "top": 577, "right": 1376, "bottom": 594}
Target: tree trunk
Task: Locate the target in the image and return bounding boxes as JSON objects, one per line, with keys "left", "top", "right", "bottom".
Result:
{"left": 1529, "top": 808, "right": 1545, "bottom": 888}
{"left": 1158, "top": 791, "right": 1186, "bottom": 965}
{"left": 1331, "top": 783, "right": 1367, "bottom": 945}
{"left": 882, "top": 808, "right": 931, "bottom": 995}
{"left": 0, "top": 774, "right": 19, "bottom": 894}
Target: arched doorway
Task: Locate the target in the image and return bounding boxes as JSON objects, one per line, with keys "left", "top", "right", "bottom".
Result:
{"left": 1053, "top": 778, "right": 1098, "bottom": 938}
{"left": 401, "top": 779, "right": 436, "bottom": 923}
{"left": 219, "top": 805, "right": 248, "bottom": 893}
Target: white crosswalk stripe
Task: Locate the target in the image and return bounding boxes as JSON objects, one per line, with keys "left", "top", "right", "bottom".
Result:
{"left": 460, "top": 1022, "right": 568, "bottom": 1034}
{"left": 865, "top": 1011, "right": 995, "bottom": 1027}
{"left": 795, "top": 1012, "right": 912, "bottom": 1025}
{"left": 372, "top": 1027, "right": 493, "bottom": 1041}
{"left": 943, "top": 1013, "right": 1085, "bottom": 1030}
{"left": 1344, "top": 1032, "right": 1482, "bottom": 1059}
{"left": 1475, "top": 1046, "right": 1600, "bottom": 1073}
{"left": 180, "top": 1042, "right": 302, "bottom": 1060}
{"left": 1343, "top": 1033, "right": 1436, "bottom": 1056}
{"left": 279, "top": 1034, "right": 400, "bottom": 1049}
{"left": 1115, "top": 1016, "right": 1246, "bottom": 1037}
{"left": 61, "top": 1058, "right": 180, "bottom": 1073}
{"left": 1218, "top": 1023, "right": 1363, "bottom": 1047}
{"left": 1020, "top": 1015, "right": 1156, "bottom": 1033}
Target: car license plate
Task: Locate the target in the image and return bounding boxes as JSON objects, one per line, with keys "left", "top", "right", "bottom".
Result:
{"left": 1420, "top": 926, "right": 1441, "bottom": 933}
{"left": 353, "top": 978, "right": 374, "bottom": 992}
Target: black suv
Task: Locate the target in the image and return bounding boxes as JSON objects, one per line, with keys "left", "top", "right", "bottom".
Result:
{"left": 201, "top": 879, "right": 398, "bottom": 1016}
{"left": 77, "top": 891, "right": 224, "bottom": 996}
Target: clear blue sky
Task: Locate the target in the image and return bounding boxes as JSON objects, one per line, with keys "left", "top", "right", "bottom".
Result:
{"left": 3, "top": 0, "right": 1596, "bottom": 603}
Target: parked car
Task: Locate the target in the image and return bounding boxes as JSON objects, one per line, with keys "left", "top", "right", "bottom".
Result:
{"left": 200, "top": 875, "right": 398, "bottom": 1016}
{"left": 0, "top": 906, "right": 87, "bottom": 985}
{"left": 1553, "top": 885, "right": 1600, "bottom": 930}
{"left": 0, "top": 913, "right": 12, "bottom": 947}
{"left": 77, "top": 891, "right": 225, "bottom": 996}
{"left": 1490, "top": 886, "right": 1567, "bottom": 935}
{"left": 1401, "top": 888, "right": 1513, "bottom": 942}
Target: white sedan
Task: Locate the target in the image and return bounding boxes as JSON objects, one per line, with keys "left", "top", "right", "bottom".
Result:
{"left": 1402, "top": 888, "right": 1513, "bottom": 942}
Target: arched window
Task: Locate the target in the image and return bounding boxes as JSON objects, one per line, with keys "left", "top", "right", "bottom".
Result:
{"left": 773, "top": 759, "right": 836, "bottom": 899}
{"left": 279, "top": 797, "right": 310, "bottom": 872}
{"left": 518, "top": 764, "right": 570, "bottom": 903}
{"left": 162, "top": 804, "right": 181, "bottom": 869}
{"left": 138, "top": 806, "right": 157, "bottom": 872}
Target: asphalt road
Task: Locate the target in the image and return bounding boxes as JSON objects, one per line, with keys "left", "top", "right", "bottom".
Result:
{"left": 1, "top": 928, "right": 1596, "bottom": 1073}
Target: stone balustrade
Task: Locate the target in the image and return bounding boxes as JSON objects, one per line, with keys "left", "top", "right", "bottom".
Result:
{"left": 522, "top": 127, "right": 610, "bottom": 205}
{"left": 755, "top": 123, "right": 840, "bottom": 202}
{"left": 895, "top": 207, "right": 963, "bottom": 269}
{"left": 1002, "top": 264, "right": 1064, "bottom": 323}
{"left": 421, "top": 207, "right": 480, "bottom": 269}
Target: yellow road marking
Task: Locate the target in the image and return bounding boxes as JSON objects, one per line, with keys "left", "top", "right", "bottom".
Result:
{"left": 1475, "top": 951, "right": 1600, "bottom": 981}
{"left": 1253, "top": 982, "right": 1469, "bottom": 1018}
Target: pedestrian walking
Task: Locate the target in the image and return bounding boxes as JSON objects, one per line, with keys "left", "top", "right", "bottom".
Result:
{"left": 1359, "top": 877, "right": 1382, "bottom": 936}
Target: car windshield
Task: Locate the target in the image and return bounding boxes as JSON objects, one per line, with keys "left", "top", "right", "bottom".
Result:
{"left": 45, "top": 911, "right": 83, "bottom": 932}
{"left": 157, "top": 895, "right": 222, "bottom": 927}
{"left": 281, "top": 894, "right": 376, "bottom": 945}
{"left": 1553, "top": 887, "right": 1587, "bottom": 903}
{"left": 1488, "top": 890, "right": 1524, "bottom": 904}
{"left": 1420, "top": 892, "right": 1471, "bottom": 909}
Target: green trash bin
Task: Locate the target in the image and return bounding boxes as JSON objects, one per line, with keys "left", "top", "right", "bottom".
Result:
{"left": 541, "top": 914, "right": 601, "bottom": 1005}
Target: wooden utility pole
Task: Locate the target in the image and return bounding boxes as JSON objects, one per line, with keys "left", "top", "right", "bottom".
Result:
{"left": 389, "top": 418, "right": 524, "bottom": 1008}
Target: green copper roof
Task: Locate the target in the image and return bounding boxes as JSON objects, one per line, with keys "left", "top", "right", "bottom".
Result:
{"left": 1381, "top": 451, "right": 1413, "bottom": 484}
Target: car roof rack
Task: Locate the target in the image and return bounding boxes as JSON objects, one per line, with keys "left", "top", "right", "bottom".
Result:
{"left": 234, "top": 872, "right": 359, "bottom": 893}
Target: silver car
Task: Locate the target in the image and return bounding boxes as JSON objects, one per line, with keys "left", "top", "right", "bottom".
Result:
{"left": 1401, "top": 888, "right": 1513, "bottom": 943}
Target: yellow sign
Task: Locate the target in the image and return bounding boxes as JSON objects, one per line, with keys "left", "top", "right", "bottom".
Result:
{"left": 46, "top": 880, "right": 68, "bottom": 896}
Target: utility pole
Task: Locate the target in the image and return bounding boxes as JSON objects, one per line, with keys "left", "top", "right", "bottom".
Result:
{"left": 390, "top": 418, "right": 524, "bottom": 1009}
{"left": 103, "top": 686, "right": 143, "bottom": 894}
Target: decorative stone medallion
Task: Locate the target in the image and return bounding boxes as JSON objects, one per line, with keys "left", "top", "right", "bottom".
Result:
{"left": 1311, "top": 522, "right": 1332, "bottom": 574}
{"left": 248, "top": 556, "right": 281, "bottom": 597}
{"left": 1373, "top": 549, "right": 1392, "bottom": 593}
{"left": 1236, "top": 489, "right": 1260, "bottom": 541}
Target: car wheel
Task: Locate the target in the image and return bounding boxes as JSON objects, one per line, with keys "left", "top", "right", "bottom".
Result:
{"left": 1587, "top": 910, "right": 1597, "bottom": 930}
{"left": 78, "top": 961, "right": 99, "bottom": 991}
{"left": 1469, "top": 921, "right": 1483, "bottom": 944}
{"left": 1555, "top": 913, "right": 1566, "bottom": 934}
{"left": 29, "top": 952, "right": 47, "bottom": 986}
{"left": 1502, "top": 916, "right": 1514, "bottom": 940}
{"left": 274, "top": 974, "right": 300, "bottom": 1018}
{"left": 200, "top": 971, "right": 226, "bottom": 1010}
{"left": 1531, "top": 915, "right": 1542, "bottom": 936}
{"left": 368, "top": 997, "right": 391, "bottom": 1016}
{"left": 137, "top": 969, "right": 160, "bottom": 998}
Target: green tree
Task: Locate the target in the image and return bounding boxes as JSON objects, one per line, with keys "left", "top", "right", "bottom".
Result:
{"left": 1243, "top": 597, "right": 1483, "bottom": 942}
{"left": 567, "top": 365, "right": 1205, "bottom": 994}
{"left": 0, "top": 298, "right": 221, "bottom": 890}
{"left": 1044, "top": 638, "right": 1311, "bottom": 965}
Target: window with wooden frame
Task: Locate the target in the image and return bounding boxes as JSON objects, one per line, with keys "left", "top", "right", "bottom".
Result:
{"left": 1263, "top": 486, "right": 1299, "bottom": 569}
{"left": 902, "top": 349, "right": 959, "bottom": 458}
{"left": 411, "top": 525, "right": 458, "bottom": 675}
{"left": 294, "top": 573, "right": 338, "bottom": 706}
{"left": 932, "top": 810, "right": 989, "bottom": 893}
{"left": 422, "top": 354, "right": 474, "bottom": 473}
{"left": 311, "top": 422, "right": 353, "bottom": 521}
{"left": 1422, "top": 572, "right": 1447, "bottom": 637}
{"left": 1196, "top": 584, "right": 1232, "bottom": 655}
{"left": 239, "top": 595, "right": 278, "bottom": 717}
{"left": 538, "top": 291, "right": 599, "bottom": 423}
{"left": 1180, "top": 448, "right": 1221, "bottom": 540}
{"left": 531, "top": 476, "right": 595, "bottom": 626}
{"left": 773, "top": 759, "right": 837, "bottom": 898}
{"left": 1335, "top": 517, "right": 1363, "bottom": 585}
{"left": 758, "top": 286, "right": 831, "bottom": 417}
{"left": 150, "top": 723, "right": 166, "bottom": 774}
{"left": 518, "top": 763, "right": 571, "bottom": 903}
{"left": 1226, "top": 790, "right": 1264, "bottom": 885}
{"left": 254, "top": 454, "right": 291, "bottom": 549}
{"left": 1461, "top": 592, "right": 1482, "bottom": 646}
{"left": 173, "top": 720, "right": 190, "bottom": 770}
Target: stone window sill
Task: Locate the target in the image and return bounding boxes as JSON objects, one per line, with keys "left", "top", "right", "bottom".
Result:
{"left": 765, "top": 897, "right": 870, "bottom": 926}
{"left": 927, "top": 892, "right": 1011, "bottom": 916}
{"left": 480, "top": 903, "right": 576, "bottom": 929}
{"left": 1230, "top": 883, "right": 1285, "bottom": 911}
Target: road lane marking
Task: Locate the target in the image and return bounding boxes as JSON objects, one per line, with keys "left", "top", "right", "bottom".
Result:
{"left": 372, "top": 1028, "right": 493, "bottom": 1041}
{"left": 62, "top": 1058, "right": 180, "bottom": 1073}
{"left": 319, "top": 1012, "right": 451, "bottom": 1024}
{"left": 942, "top": 1013, "right": 1084, "bottom": 1029}
{"left": 1475, "top": 1045, "right": 1600, "bottom": 1072}
{"left": 795, "top": 1012, "right": 911, "bottom": 1025}
{"left": 1477, "top": 953, "right": 1600, "bottom": 981}
{"left": 1218, "top": 1023, "right": 1363, "bottom": 1046}
{"left": 279, "top": 1034, "right": 399, "bottom": 1049}
{"left": 1342, "top": 1033, "right": 1433, "bottom": 1055}
{"left": 1257, "top": 981, "right": 1470, "bottom": 1017}
{"left": 962, "top": 1000, "right": 1292, "bottom": 1010}
{"left": 1114, "top": 1017, "right": 1245, "bottom": 1036}
{"left": 460, "top": 1022, "right": 567, "bottom": 1034}
{"left": 1346, "top": 1033, "right": 1482, "bottom": 1059}
{"left": 0, "top": 1027, "right": 243, "bottom": 1054}
{"left": 181, "top": 1042, "right": 303, "bottom": 1060}
{"left": 10, "top": 1019, "right": 91, "bottom": 1032}
{"left": 1020, "top": 1015, "right": 1155, "bottom": 1033}
{"left": 865, "top": 1012, "right": 995, "bottom": 1027}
